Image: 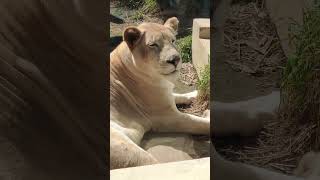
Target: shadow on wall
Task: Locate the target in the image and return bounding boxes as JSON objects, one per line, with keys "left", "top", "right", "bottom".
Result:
{"left": 157, "top": 0, "right": 210, "bottom": 18}
{"left": 157, "top": 0, "right": 210, "bottom": 19}
{"left": 156, "top": 0, "right": 211, "bottom": 37}
{"left": 110, "top": 14, "right": 124, "bottom": 24}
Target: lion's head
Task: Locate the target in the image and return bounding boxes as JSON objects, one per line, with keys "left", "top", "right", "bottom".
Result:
{"left": 122, "top": 17, "right": 182, "bottom": 78}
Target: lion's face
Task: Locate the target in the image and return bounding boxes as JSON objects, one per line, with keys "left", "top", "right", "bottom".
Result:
{"left": 123, "top": 17, "right": 182, "bottom": 77}
{"left": 137, "top": 21, "right": 182, "bottom": 75}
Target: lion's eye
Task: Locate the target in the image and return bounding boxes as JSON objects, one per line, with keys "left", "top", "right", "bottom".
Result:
{"left": 148, "top": 43, "right": 159, "bottom": 48}
{"left": 172, "top": 39, "right": 176, "bottom": 43}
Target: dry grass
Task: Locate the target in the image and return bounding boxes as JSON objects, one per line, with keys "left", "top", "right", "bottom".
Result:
{"left": 278, "top": 3, "right": 320, "bottom": 172}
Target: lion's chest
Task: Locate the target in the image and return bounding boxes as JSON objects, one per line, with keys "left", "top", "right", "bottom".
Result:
{"left": 136, "top": 79, "right": 176, "bottom": 112}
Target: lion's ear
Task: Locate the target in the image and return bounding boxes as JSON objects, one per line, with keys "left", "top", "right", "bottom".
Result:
{"left": 123, "top": 27, "right": 142, "bottom": 50}
{"left": 164, "top": 17, "right": 179, "bottom": 32}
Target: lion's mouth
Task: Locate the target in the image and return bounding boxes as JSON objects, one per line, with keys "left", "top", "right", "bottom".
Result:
{"left": 159, "top": 64, "right": 181, "bottom": 75}
{"left": 162, "top": 69, "right": 179, "bottom": 75}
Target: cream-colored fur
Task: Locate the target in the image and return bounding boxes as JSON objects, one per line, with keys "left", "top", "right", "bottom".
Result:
{"left": 110, "top": 17, "right": 210, "bottom": 169}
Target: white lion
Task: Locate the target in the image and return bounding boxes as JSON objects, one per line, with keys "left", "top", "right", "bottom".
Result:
{"left": 110, "top": 17, "right": 210, "bottom": 169}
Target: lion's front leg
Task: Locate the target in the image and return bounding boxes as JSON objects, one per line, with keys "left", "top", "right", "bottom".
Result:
{"left": 152, "top": 110, "right": 210, "bottom": 135}
{"left": 110, "top": 127, "right": 158, "bottom": 169}
{"left": 173, "top": 90, "right": 198, "bottom": 104}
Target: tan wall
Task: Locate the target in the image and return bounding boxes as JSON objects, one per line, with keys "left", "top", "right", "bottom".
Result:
{"left": 265, "top": 0, "right": 314, "bottom": 57}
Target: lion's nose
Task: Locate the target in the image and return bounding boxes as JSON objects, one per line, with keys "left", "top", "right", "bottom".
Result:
{"left": 166, "top": 56, "right": 180, "bottom": 67}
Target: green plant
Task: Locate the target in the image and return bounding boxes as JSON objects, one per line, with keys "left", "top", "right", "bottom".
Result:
{"left": 117, "top": 0, "right": 143, "bottom": 9}
{"left": 132, "top": 11, "right": 144, "bottom": 20}
{"left": 177, "top": 35, "right": 192, "bottom": 63}
{"left": 281, "top": 4, "right": 320, "bottom": 125}
{"left": 132, "top": 0, "right": 159, "bottom": 20}
{"left": 197, "top": 64, "right": 210, "bottom": 101}
{"left": 142, "top": 0, "right": 158, "bottom": 13}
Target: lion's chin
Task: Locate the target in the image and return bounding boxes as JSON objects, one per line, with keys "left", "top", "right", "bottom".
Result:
{"left": 160, "top": 68, "right": 179, "bottom": 75}
{"left": 161, "top": 70, "right": 180, "bottom": 84}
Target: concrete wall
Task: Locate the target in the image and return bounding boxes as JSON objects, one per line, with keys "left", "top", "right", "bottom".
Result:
{"left": 110, "top": 158, "right": 210, "bottom": 180}
{"left": 192, "top": 18, "right": 210, "bottom": 78}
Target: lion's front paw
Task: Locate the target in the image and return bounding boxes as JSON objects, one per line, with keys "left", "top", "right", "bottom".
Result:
{"left": 183, "top": 90, "right": 198, "bottom": 104}
{"left": 174, "top": 90, "right": 198, "bottom": 105}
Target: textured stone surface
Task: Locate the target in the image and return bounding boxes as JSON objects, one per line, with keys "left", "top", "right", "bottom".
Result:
{"left": 141, "top": 133, "right": 209, "bottom": 163}
{"left": 192, "top": 18, "right": 210, "bottom": 78}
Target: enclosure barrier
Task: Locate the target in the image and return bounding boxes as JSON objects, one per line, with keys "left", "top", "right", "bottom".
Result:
{"left": 110, "top": 157, "right": 210, "bottom": 180}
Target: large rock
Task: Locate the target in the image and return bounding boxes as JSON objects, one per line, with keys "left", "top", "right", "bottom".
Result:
{"left": 192, "top": 18, "right": 210, "bottom": 78}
